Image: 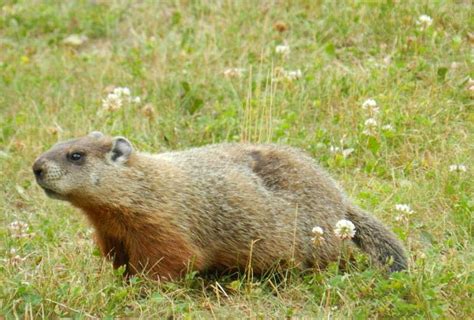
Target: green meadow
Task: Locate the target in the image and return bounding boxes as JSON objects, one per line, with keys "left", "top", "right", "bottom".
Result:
{"left": 1, "top": 0, "right": 472, "bottom": 318}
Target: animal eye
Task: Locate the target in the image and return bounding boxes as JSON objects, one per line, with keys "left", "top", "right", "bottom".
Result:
{"left": 68, "top": 152, "right": 84, "bottom": 162}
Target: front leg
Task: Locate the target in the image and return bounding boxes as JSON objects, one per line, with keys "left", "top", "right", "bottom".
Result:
{"left": 94, "top": 232, "right": 130, "bottom": 274}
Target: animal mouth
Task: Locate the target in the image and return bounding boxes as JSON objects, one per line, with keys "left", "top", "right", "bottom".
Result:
{"left": 40, "top": 186, "right": 67, "bottom": 201}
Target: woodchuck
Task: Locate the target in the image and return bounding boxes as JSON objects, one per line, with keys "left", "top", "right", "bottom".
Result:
{"left": 32, "top": 132, "right": 407, "bottom": 280}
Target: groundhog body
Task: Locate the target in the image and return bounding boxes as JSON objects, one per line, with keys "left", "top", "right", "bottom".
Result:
{"left": 33, "top": 132, "right": 407, "bottom": 279}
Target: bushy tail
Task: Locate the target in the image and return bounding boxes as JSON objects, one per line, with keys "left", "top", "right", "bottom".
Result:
{"left": 346, "top": 206, "right": 407, "bottom": 272}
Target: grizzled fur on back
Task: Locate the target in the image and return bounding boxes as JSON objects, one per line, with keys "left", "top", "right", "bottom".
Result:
{"left": 32, "top": 132, "right": 407, "bottom": 280}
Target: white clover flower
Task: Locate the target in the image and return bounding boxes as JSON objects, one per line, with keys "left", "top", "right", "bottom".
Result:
{"left": 362, "top": 98, "right": 377, "bottom": 110}
{"left": 113, "top": 87, "right": 131, "bottom": 97}
{"left": 362, "top": 129, "right": 375, "bottom": 136}
{"left": 275, "top": 44, "right": 290, "bottom": 56}
{"left": 8, "top": 221, "right": 33, "bottom": 239}
{"left": 342, "top": 148, "right": 354, "bottom": 158}
{"left": 132, "top": 96, "right": 141, "bottom": 104}
{"left": 449, "top": 164, "right": 467, "bottom": 172}
{"left": 364, "top": 118, "right": 378, "bottom": 127}
{"left": 416, "top": 14, "right": 433, "bottom": 29}
{"left": 329, "top": 146, "right": 354, "bottom": 158}
{"left": 273, "top": 68, "right": 302, "bottom": 82}
{"left": 223, "top": 68, "right": 245, "bottom": 78}
{"left": 62, "top": 34, "right": 88, "bottom": 46}
{"left": 311, "top": 226, "right": 325, "bottom": 245}
{"left": 329, "top": 145, "right": 341, "bottom": 153}
{"left": 102, "top": 87, "right": 140, "bottom": 111}
{"left": 395, "top": 214, "right": 408, "bottom": 222}
{"left": 395, "top": 204, "right": 414, "bottom": 215}
{"left": 334, "top": 219, "right": 356, "bottom": 240}
{"left": 284, "top": 69, "right": 302, "bottom": 81}
{"left": 361, "top": 98, "right": 380, "bottom": 114}
{"left": 102, "top": 93, "right": 122, "bottom": 111}
{"left": 312, "top": 226, "right": 324, "bottom": 235}
{"left": 362, "top": 118, "right": 377, "bottom": 137}
{"left": 9, "top": 220, "right": 28, "bottom": 231}
{"left": 382, "top": 124, "right": 395, "bottom": 131}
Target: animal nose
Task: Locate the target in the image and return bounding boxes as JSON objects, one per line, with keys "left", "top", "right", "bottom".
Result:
{"left": 32, "top": 159, "right": 45, "bottom": 180}
{"left": 33, "top": 167, "right": 43, "bottom": 179}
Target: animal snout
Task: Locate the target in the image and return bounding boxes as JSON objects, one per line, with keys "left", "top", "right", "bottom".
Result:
{"left": 32, "top": 159, "right": 45, "bottom": 180}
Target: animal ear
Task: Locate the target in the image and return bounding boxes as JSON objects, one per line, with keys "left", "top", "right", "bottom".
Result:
{"left": 88, "top": 131, "right": 104, "bottom": 139}
{"left": 110, "top": 137, "right": 133, "bottom": 164}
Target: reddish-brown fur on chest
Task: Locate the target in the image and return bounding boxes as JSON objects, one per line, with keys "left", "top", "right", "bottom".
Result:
{"left": 77, "top": 202, "right": 204, "bottom": 280}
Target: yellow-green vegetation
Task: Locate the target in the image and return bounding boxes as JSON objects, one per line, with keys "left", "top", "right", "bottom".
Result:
{"left": 1, "top": 0, "right": 472, "bottom": 318}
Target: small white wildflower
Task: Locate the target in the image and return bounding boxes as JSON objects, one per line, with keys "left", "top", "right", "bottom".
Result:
{"left": 284, "top": 69, "right": 302, "bottom": 81}
{"left": 132, "top": 96, "right": 141, "bottom": 104}
{"left": 395, "top": 214, "right": 408, "bottom": 222}
{"left": 223, "top": 68, "right": 245, "bottom": 78}
{"left": 416, "top": 14, "right": 433, "bottom": 29}
{"left": 122, "top": 87, "right": 131, "bottom": 96}
{"left": 273, "top": 68, "right": 302, "bottom": 82}
{"left": 312, "top": 226, "right": 324, "bottom": 235}
{"left": 342, "top": 148, "right": 354, "bottom": 158}
{"left": 9, "top": 221, "right": 34, "bottom": 239}
{"left": 329, "top": 146, "right": 354, "bottom": 158}
{"left": 10, "top": 248, "right": 17, "bottom": 255}
{"left": 101, "top": 87, "right": 139, "bottom": 111}
{"left": 311, "top": 226, "right": 325, "bottom": 245}
{"left": 113, "top": 87, "right": 131, "bottom": 98}
{"left": 329, "top": 145, "right": 341, "bottom": 153}
{"left": 275, "top": 44, "right": 290, "bottom": 56}
{"left": 395, "top": 204, "right": 414, "bottom": 215}
{"left": 102, "top": 93, "right": 122, "bottom": 111}
{"left": 364, "top": 118, "right": 378, "bottom": 127}
{"left": 362, "top": 99, "right": 377, "bottom": 109}
{"left": 9, "top": 220, "right": 28, "bottom": 231}
{"left": 62, "top": 34, "right": 88, "bottom": 46}
{"left": 382, "top": 124, "right": 395, "bottom": 131}
{"left": 362, "top": 99, "right": 381, "bottom": 113}
{"left": 449, "top": 164, "right": 467, "bottom": 172}
{"left": 334, "top": 219, "right": 356, "bottom": 240}
{"left": 362, "top": 129, "right": 374, "bottom": 136}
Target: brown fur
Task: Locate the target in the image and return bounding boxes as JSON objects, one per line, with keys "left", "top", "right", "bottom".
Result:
{"left": 32, "top": 132, "right": 407, "bottom": 280}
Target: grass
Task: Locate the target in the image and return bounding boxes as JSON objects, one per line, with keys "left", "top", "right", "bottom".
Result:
{"left": 1, "top": 0, "right": 473, "bottom": 318}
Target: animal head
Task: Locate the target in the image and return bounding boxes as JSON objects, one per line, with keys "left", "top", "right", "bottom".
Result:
{"left": 32, "top": 131, "right": 133, "bottom": 201}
